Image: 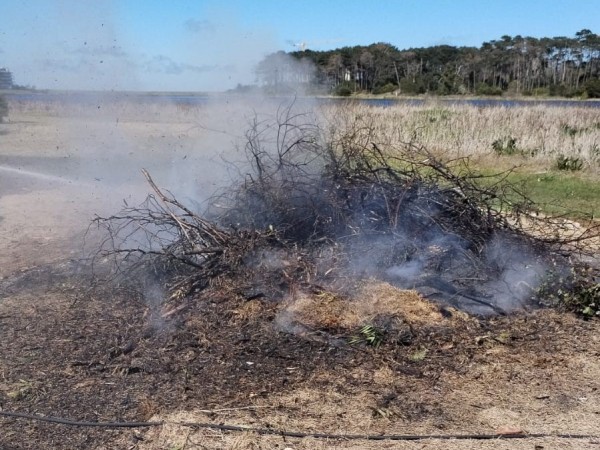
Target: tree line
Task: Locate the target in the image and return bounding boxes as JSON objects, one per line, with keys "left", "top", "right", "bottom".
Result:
{"left": 254, "top": 30, "right": 600, "bottom": 97}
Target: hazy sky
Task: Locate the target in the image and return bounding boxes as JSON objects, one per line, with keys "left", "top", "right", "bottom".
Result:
{"left": 0, "top": 0, "right": 597, "bottom": 92}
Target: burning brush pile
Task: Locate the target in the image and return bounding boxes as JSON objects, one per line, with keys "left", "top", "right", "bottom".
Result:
{"left": 93, "top": 105, "right": 600, "bottom": 319}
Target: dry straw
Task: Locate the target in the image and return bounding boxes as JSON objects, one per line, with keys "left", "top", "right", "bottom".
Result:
{"left": 321, "top": 101, "right": 600, "bottom": 169}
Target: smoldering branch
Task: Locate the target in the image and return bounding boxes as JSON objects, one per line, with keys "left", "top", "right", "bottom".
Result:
{"left": 91, "top": 102, "right": 600, "bottom": 315}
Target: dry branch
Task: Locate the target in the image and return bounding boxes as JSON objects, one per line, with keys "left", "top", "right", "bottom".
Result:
{"left": 91, "top": 104, "right": 600, "bottom": 315}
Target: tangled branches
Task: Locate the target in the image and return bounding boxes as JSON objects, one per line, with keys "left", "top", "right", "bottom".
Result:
{"left": 93, "top": 169, "right": 270, "bottom": 295}
{"left": 92, "top": 102, "right": 599, "bottom": 314}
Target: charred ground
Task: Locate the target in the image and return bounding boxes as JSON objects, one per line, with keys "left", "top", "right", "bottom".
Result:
{"left": 0, "top": 261, "right": 599, "bottom": 449}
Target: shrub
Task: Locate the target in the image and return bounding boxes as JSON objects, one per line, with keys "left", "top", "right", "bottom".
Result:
{"left": 399, "top": 78, "right": 426, "bottom": 95}
{"left": 491, "top": 137, "right": 538, "bottom": 158}
{"left": 556, "top": 155, "right": 584, "bottom": 171}
{"left": 538, "top": 266, "right": 600, "bottom": 317}
{"left": 584, "top": 78, "right": 600, "bottom": 98}
{"left": 421, "top": 107, "right": 452, "bottom": 123}
{"left": 372, "top": 83, "right": 397, "bottom": 95}
{"left": 548, "top": 83, "right": 583, "bottom": 98}
{"left": 492, "top": 136, "right": 519, "bottom": 156}
{"left": 561, "top": 123, "right": 583, "bottom": 137}
{"left": 476, "top": 83, "right": 503, "bottom": 96}
{"left": 524, "top": 87, "right": 550, "bottom": 97}
{"left": 334, "top": 82, "right": 353, "bottom": 97}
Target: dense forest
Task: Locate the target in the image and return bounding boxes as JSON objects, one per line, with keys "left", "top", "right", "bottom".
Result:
{"left": 254, "top": 29, "right": 600, "bottom": 97}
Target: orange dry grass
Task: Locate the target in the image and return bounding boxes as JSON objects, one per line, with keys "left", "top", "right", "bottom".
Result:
{"left": 276, "top": 280, "right": 471, "bottom": 332}
{"left": 277, "top": 290, "right": 361, "bottom": 330}
{"left": 353, "top": 281, "right": 445, "bottom": 326}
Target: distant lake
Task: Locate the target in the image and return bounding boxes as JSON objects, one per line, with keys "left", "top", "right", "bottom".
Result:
{"left": 5, "top": 91, "right": 600, "bottom": 109}
{"left": 329, "top": 97, "right": 600, "bottom": 109}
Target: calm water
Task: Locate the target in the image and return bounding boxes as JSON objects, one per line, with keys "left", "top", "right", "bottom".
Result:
{"left": 6, "top": 91, "right": 600, "bottom": 109}
{"left": 330, "top": 97, "right": 600, "bottom": 108}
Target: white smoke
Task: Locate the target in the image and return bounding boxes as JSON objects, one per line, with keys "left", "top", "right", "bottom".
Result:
{"left": 481, "top": 234, "right": 548, "bottom": 311}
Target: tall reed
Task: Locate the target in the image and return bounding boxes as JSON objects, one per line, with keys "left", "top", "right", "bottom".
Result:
{"left": 321, "top": 102, "right": 600, "bottom": 170}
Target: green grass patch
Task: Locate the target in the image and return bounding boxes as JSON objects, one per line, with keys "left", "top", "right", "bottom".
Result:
{"left": 386, "top": 154, "right": 599, "bottom": 220}
{"left": 480, "top": 169, "right": 600, "bottom": 220}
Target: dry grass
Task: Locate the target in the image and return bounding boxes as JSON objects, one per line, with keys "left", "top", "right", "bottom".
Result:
{"left": 274, "top": 281, "right": 475, "bottom": 336}
{"left": 321, "top": 102, "right": 600, "bottom": 170}
{"left": 352, "top": 282, "right": 461, "bottom": 326}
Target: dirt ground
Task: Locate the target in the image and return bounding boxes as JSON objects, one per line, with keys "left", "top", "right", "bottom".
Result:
{"left": 0, "top": 100, "right": 599, "bottom": 450}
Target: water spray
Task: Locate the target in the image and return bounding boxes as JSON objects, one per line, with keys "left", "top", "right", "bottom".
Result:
{"left": 0, "top": 164, "right": 86, "bottom": 185}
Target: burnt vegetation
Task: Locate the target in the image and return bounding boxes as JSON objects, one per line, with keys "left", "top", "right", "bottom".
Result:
{"left": 92, "top": 103, "right": 600, "bottom": 318}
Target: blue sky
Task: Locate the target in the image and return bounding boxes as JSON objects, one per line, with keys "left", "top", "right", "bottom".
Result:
{"left": 0, "top": 0, "right": 597, "bottom": 91}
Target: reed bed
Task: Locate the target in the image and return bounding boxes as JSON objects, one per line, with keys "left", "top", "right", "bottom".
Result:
{"left": 321, "top": 102, "right": 600, "bottom": 170}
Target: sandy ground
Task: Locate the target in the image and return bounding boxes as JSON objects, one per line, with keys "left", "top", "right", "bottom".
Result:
{"left": 0, "top": 101, "right": 599, "bottom": 450}
{"left": 0, "top": 101, "right": 234, "bottom": 276}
